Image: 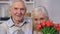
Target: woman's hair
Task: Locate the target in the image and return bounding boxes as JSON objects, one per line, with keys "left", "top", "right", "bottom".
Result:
{"left": 31, "top": 6, "right": 49, "bottom": 19}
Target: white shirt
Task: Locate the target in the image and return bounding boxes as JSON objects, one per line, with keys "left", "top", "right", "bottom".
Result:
{"left": 0, "top": 17, "right": 32, "bottom": 34}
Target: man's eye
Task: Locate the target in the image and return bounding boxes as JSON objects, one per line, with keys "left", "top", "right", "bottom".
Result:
{"left": 20, "top": 8, "right": 25, "bottom": 10}
{"left": 14, "top": 8, "right": 18, "bottom": 10}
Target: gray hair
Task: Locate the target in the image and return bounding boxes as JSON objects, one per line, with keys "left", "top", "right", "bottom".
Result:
{"left": 31, "top": 6, "right": 49, "bottom": 18}
{"left": 7, "top": 0, "right": 26, "bottom": 17}
{"left": 9, "top": 0, "right": 26, "bottom": 8}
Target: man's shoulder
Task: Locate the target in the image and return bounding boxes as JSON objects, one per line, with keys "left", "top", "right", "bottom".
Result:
{"left": 24, "top": 17, "right": 31, "bottom": 23}
{"left": 0, "top": 20, "right": 9, "bottom": 29}
{"left": 24, "top": 17, "right": 32, "bottom": 28}
{"left": 23, "top": 17, "right": 32, "bottom": 34}
{"left": 0, "top": 22, "right": 7, "bottom": 34}
{"left": 0, "top": 24, "right": 6, "bottom": 34}
{"left": 24, "top": 17, "right": 32, "bottom": 30}
{"left": 0, "top": 22, "right": 6, "bottom": 27}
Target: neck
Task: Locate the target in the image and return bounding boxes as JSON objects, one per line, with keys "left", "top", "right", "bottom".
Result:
{"left": 11, "top": 17, "right": 23, "bottom": 24}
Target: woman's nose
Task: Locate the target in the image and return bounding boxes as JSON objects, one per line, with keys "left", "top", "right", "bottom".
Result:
{"left": 37, "top": 20, "right": 41, "bottom": 24}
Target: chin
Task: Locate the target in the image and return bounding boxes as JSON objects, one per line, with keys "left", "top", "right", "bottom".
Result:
{"left": 15, "top": 18, "right": 22, "bottom": 21}
{"left": 17, "top": 16, "right": 23, "bottom": 20}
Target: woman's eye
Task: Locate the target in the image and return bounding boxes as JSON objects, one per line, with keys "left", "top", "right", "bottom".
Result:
{"left": 34, "top": 18, "right": 38, "bottom": 21}
{"left": 40, "top": 18, "right": 44, "bottom": 20}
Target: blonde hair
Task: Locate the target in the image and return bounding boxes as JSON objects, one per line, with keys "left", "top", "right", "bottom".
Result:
{"left": 31, "top": 6, "right": 49, "bottom": 18}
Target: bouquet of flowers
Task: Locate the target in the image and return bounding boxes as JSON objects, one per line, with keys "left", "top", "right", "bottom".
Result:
{"left": 34, "top": 20, "right": 60, "bottom": 34}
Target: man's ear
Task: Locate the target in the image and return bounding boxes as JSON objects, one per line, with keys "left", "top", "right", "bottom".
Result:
{"left": 8, "top": 8, "right": 11, "bottom": 14}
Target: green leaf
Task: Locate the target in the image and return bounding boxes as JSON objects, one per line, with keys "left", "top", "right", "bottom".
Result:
{"left": 50, "top": 27, "right": 56, "bottom": 34}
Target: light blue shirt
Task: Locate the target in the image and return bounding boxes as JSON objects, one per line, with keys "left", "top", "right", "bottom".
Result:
{"left": 0, "top": 17, "right": 32, "bottom": 34}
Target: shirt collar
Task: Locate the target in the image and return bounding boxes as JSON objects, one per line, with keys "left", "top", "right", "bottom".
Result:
{"left": 5, "top": 17, "right": 27, "bottom": 28}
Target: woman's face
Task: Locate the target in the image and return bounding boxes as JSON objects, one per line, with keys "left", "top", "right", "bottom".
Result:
{"left": 33, "top": 12, "right": 47, "bottom": 25}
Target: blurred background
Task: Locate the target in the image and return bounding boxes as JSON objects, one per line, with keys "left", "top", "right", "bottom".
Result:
{"left": 0, "top": 0, "right": 60, "bottom": 24}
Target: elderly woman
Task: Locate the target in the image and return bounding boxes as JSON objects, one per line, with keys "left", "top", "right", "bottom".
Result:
{"left": 31, "top": 6, "right": 60, "bottom": 34}
{"left": 31, "top": 6, "right": 49, "bottom": 34}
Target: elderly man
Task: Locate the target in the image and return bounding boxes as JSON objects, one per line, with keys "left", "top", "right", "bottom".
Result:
{"left": 0, "top": 0, "right": 32, "bottom": 34}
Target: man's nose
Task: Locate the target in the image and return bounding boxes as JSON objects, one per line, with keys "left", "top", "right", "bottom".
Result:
{"left": 18, "top": 9, "right": 21, "bottom": 14}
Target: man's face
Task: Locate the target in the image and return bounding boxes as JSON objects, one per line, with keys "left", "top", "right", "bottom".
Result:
{"left": 33, "top": 12, "right": 47, "bottom": 24}
{"left": 9, "top": 2, "right": 26, "bottom": 21}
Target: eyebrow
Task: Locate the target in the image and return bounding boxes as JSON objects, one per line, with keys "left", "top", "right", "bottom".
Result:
{"left": 40, "top": 18, "right": 45, "bottom": 20}
{"left": 34, "top": 17, "right": 45, "bottom": 20}
{"left": 14, "top": 7, "right": 25, "bottom": 9}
